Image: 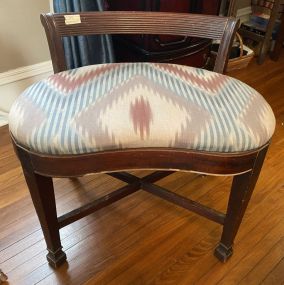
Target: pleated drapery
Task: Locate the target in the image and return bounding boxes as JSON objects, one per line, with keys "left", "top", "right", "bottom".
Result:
{"left": 53, "top": 0, "right": 115, "bottom": 69}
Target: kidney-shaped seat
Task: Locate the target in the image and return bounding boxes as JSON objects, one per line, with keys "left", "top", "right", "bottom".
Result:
{"left": 8, "top": 11, "right": 275, "bottom": 268}
{"left": 10, "top": 63, "right": 274, "bottom": 155}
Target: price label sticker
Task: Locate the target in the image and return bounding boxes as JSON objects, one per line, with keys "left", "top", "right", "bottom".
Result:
{"left": 64, "top": 15, "right": 81, "bottom": 25}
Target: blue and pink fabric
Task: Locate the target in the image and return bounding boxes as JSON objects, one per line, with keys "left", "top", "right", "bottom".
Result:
{"left": 9, "top": 63, "right": 275, "bottom": 155}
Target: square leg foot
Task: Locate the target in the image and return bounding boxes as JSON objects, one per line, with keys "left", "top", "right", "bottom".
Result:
{"left": 47, "top": 249, "right": 67, "bottom": 268}
{"left": 0, "top": 270, "right": 8, "bottom": 282}
{"left": 214, "top": 243, "right": 233, "bottom": 263}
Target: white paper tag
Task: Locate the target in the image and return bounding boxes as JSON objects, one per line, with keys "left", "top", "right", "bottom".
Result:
{"left": 64, "top": 15, "right": 81, "bottom": 25}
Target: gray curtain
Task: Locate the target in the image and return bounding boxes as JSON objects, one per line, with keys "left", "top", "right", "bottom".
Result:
{"left": 54, "top": 0, "right": 115, "bottom": 69}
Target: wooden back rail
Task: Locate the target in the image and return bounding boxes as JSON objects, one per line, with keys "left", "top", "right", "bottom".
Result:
{"left": 40, "top": 11, "right": 239, "bottom": 73}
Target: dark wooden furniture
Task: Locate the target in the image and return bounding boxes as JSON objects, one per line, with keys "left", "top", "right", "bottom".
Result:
{"left": 107, "top": 0, "right": 222, "bottom": 67}
{"left": 10, "top": 11, "right": 272, "bottom": 270}
{"left": 271, "top": 7, "right": 284, "bottom": 60}
{"left": 226, "top": 0, "right": 238, "bottom": 17}
{"left": 239, "top": 0, "right": 283, "bottom": 64}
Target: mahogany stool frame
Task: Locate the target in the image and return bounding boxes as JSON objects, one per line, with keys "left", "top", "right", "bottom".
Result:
{"left": 10, "top": 12, "right": 270, "bottom": 268}
{"left": 12, "top": 136, "right": 269, "bottom": 268}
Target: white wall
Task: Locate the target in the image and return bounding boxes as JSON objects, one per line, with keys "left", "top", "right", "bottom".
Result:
{"left": 0, "top": 0, "right": 51, "bottom": 73}
{"left": 0, "top": 0, "right": 52, "bottom": 126}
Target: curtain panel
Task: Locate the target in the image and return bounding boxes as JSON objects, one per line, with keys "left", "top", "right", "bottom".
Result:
{"left": 53, "top": 0, "right": 115, "bottom": 69}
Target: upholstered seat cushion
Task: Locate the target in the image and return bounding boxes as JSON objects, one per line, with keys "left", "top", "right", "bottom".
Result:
{"left": 9, "top": 63, "right": 275, "bottom": 155}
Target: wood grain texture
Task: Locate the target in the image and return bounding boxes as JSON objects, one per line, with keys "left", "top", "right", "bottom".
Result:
{"left": 40, "top": 11, "right": 238, "bottom": 73}
{"left": 238, "top": 0, "right": 282, "bottom": 64}
{"left": 1, "top": 54, "right": 284, "bottom": 284}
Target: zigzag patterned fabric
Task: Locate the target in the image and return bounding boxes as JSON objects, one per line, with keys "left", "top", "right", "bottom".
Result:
{"left": 9, "top": 63, "right": 275, "bottom": 155}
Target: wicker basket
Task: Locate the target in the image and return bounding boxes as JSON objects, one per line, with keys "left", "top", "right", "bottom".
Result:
{"left": 226, "top": 33, "right": 254, "bottom": 72}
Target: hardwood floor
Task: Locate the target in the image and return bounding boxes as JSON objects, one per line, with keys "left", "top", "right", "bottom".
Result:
{"left": 1, "top": 54, "right": 284, "bottom": 284}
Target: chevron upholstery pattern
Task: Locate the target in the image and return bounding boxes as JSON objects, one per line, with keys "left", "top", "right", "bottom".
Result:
{"left": 9, "top": 63, "right": 275, "bottom": 155}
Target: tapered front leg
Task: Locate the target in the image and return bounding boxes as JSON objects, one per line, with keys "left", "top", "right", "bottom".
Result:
{"left": 0, "top": 269, "right": 8, "bottom": 282}
{"left": 21, "top": 162, "right": 66, "bottom": 268}
{"left": 215, "top": 146, "right": 269, "bottom": 262}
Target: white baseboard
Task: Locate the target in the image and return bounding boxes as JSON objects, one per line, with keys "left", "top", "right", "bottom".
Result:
{"left": 237, "top": 6, "right": 252, "bottom": 17}
{"left": 49, "top": 0, "right": 54, "bottom": 12}
{"left": 0, "top": 61, "right": 53, "bottom": 86}
{"left": 237, "top": 6, "right": 252, "bottom": 23}
{"left": 0, "top": 61, "right": 53, "bottom": 126}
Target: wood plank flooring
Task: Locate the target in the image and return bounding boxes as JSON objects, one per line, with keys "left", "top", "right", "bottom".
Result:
{"left": 1, "top": 54, "right": 284, "bottom": 284}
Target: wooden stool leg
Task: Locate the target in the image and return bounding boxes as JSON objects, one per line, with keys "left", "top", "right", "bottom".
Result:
{"left": 214, "top": 146, "right": 268, "bottom": 262}
{"left": 257, "top": 0, "right": 281, "bottom": 64}
{"left": 258, "top": 42, "right": 268, "bottom": 65}
{"left": 22, "top": 168, "right": 67, "bottom": 268}
{"left": 0, "top": 269, "right": 8, "bottom": 282}
{"left": 271, "top": 12, "right": 284, "bottom": 61}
